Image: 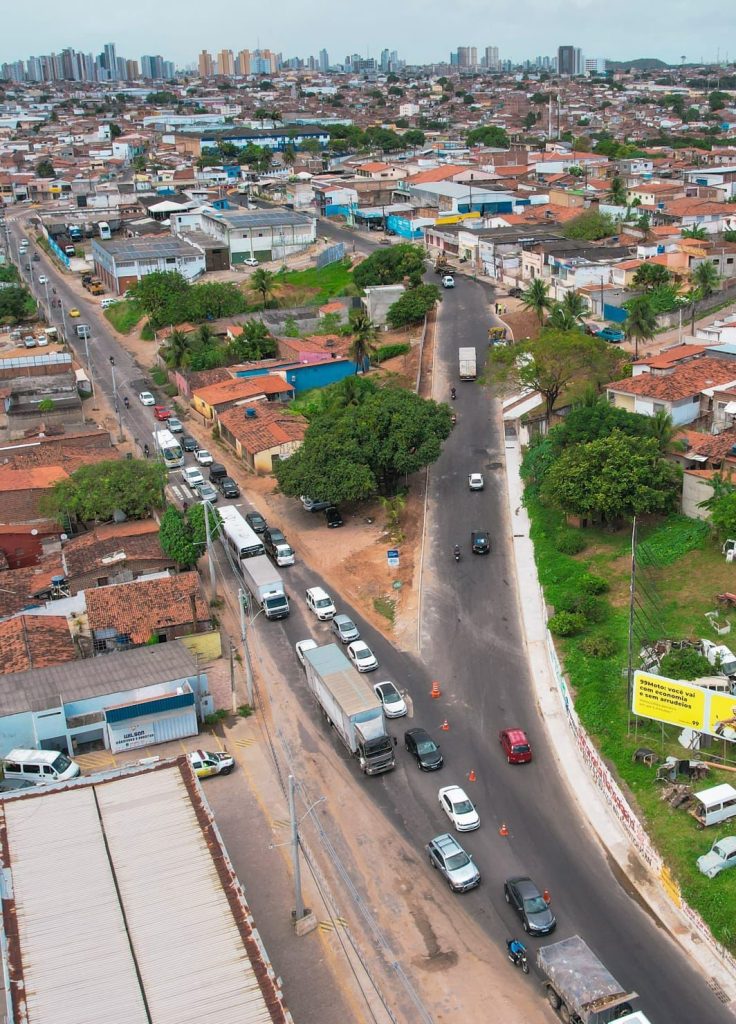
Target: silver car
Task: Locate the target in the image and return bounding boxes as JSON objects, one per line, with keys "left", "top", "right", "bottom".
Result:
{"left": 697, "top": 836, "right": 736, "bottom": 878}
{"left": 332, "top": 613, "right": 360, "bottom": 644}
{"left": 426, "top": 833, "right": 481, "bottom": 892}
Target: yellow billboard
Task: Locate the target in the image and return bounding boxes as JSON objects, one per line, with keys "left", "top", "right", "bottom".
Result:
{"left": 633, "top": 671, "right": 736, "bottom": 740}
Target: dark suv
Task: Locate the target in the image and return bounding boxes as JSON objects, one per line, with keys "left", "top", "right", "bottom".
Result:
{"left": 217, "top": 476, "right": 240, "bottom": 499}
{"left": 471, "top": 530, "right": 491, "bottom": 555}
{"left": 208, "top": 463, "right": 228, "bottom": 484}
{"left": 263, "top": 526, "right": 287, "bottom": 556}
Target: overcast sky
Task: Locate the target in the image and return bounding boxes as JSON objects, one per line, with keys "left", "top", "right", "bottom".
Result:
{"left": 3, "top": 0, "right": 735, "bottom": 69}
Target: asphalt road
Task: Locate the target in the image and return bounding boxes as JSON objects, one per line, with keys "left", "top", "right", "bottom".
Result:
{"left": 6, "top": 213, "right": 731, "bottom": 1021}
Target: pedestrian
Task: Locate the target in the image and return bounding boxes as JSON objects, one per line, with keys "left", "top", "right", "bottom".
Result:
{"left": 543, "top": 888, "right": 551, "bottom": 904}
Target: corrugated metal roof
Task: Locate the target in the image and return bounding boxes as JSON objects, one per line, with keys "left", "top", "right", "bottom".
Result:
{"left": 0, "top": 761, "right": 292, "bottom": 1024}
{"left": 305, "top": 644, "right": 381, "bottom": 717}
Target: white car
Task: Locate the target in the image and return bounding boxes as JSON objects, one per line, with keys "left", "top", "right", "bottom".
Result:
{"left": 187, "top": 749, "right": 234, "bottom": 778}
{"left": 295, "top": 638, "right": 318, "bottom": 667}
{"left": 373, "top": 680, "right": 407, "bottom": 718}
{"left": 347, "top": 640, "right": 378, "bottom": 673}
{"left": 243, "top": 257, "right": 259, "bottom": 267}
{"left": 38, "top": 274, "right": 48, "bottom": 285}
{"left": 697, "top": 836, "right": 736, "bottom": 878}
{"left": 194, "top": 449, "right": 214, "bottom": 466}
{"left": 306, "top": 586, "right": 336, "bottom": 620}
{"left": 442, "top": 275, "right": 455, "bottom": 288}
{"left": 438, "top": 785, "right": 480, "bottom": 831}
{"left": 182, "top": 466, "right": 204, "bottom": 488}
{"left": 139, "top": 391, "right": 156, "bottom": 406}
{"left": 469, "top": 473, "right": 484, "bottom": 491}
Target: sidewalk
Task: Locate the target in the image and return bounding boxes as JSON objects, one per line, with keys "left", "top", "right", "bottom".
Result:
{"left": 502, "top": 434, "right": 736, "bottom": 1009}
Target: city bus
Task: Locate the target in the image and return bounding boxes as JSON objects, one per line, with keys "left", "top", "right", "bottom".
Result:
{"left": 153, "top": 428, "right": 184, "bottom": 470}
{"left": 219, "top": 505, "right": 265, "bottom": 560}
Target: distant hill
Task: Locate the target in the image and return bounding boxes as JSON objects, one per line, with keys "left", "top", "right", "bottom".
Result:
{"left": 607, "top": 58, "right": 669, "bottom": 71}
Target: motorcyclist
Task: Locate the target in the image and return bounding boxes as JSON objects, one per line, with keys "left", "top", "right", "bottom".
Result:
{"left": 143, "top": 443, "right": 150, "bottom": 458}
{"left": 450, "top": 386, "right": 456, "bottom": 399}
{"left": 507, "top": 938, "right": 526, "bottom": 964}
{"left": 123, "top": 395, "right": 130, "bottom": 409}
{"left": 453, "top": 544, "right": 461, "bottom": 561}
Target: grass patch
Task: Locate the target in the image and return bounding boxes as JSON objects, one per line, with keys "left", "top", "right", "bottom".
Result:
{"left": 274, "top": 259, "right": 355, "bottom": 306}
{"left": 105, "top": 300, "right": 144, "bottom": 334}
{"left": 373, "top": 595, "right": 396, "bottom": 623}
{"left": 151, "top": 367, "right": 168, "bottom": 387}
{"left": 140, "top": 321, "right": 155, "bottom": 341}
{"left": 525, "top": 494, "right": 736, "bottom": 951}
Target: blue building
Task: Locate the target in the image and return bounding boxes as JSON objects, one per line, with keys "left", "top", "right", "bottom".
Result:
{"left": 186, "top": 126, "right": 330, "bottom": 153}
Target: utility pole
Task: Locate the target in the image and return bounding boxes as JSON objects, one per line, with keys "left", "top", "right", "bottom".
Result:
{"left": 238, "top": 588, "right": 255, "bottom": 708}
{"left": 204, "top": 500, "right": 217, "bottom": 597}
{"left": 288, "top": 775, "right": 305, "bottom": 920}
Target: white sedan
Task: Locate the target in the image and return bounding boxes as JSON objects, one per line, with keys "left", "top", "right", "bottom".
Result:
{"left": 442, "top": 275, "right": 455, "bottom": 288}
{"left": 469, "top": 473, "right": 484, "bottom": 491}
{"left": 38, "top": 274, "right": 48, "bottom": 285}
{"left": 347, "top": 640, "right": 379, "bottom": 673}
{"left": 194, "top": 449, "right": 214, "bottom": 466}
{"left": 373, "top": 680, "right": 407, "bottom": 718}
{"left": 139, "top": 391, "right": 156, "bottom": 406}
{"left": 295, "top": 639, "right": 318, "bottom": 667}
{"left": 438, "top": 785, "right": 480, "bottom": 831}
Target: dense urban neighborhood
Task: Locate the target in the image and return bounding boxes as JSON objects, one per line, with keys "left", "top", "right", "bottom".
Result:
{"left": 3, "top": 35, "right": 736, "bottom": 1024}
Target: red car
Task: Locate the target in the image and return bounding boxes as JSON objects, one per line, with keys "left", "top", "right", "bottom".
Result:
{"left": 499, "top": 728, "right": 532, "bottom": 764}
{"left": 153, "top": 406, "right": 171, "bottom": 421}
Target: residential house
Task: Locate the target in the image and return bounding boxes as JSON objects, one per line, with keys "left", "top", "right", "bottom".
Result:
{"left": 356, "top": 162, "right": 408, "bottom": 181}
{"left": 60, "top": 520, "right": 177, "bottom": 593}
{"left": 606, "top": 356, "right": 736, "bottom": 426}
{"left": 0, "top": 466, "right": 69, "bottom": 524}
{"left": 191, "top": 374, "right": 294, "bottom": 421}
{"left": 0, "top": 523, "right": 61, "bottom": 570}
{"left": 0, "top": 614, "right": 77, "bottom": 675}
{"left": 217, "top": 403, "right": 307, "bottom": 473}
{"left": 85, "top": 571, "right": 211, "bottom": 652}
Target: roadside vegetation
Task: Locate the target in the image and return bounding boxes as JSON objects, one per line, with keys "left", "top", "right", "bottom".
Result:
{"left": 104, "top": 299, "right": 144, "bottom": 334}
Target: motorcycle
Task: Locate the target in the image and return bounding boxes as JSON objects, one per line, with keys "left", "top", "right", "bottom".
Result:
{"left": 450, "top": 413, "right": 457, "bottom": 426}
{"left": 123, "top": 396, "right": 130, "bottom": 409}
{"left": 143, "top": 444, "right": 150, "bottom": 458}
{"left": 506, "top": 939, "right": 529, "bottom": 974}
{"left": 453, "top": 545, "right": 461, "bottom": 563}
{"left": 451, "top": 387, "right": 456, "bottom": 400}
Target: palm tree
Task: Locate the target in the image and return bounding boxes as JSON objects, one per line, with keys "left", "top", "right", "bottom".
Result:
{"left": 521, "top": 278, "right": 552, "bottom": 325}
{"left": 649, "top": 409, "right": 685, "bottom": 453}
{"left": 349, "top": 312, "right": 378, "bottom": 373}
{"left": 251, "top": 268, "right": 276, "bottom": 309}
{"left": 609, "top": 175, "right": 627, "bottom": 205}
{"left": 692, "top": 260, "right": 720, "bottom": 300}
{"left": 682, "top": 224, "right": 708, "bottom": 240}
{"left": 164, "top": 328, "right": 189, "bottom": 369}
{"left": 561, "top": 290, "right": 588, "bottom": 320}
{"left": 624, "top": 296, "right": 658, "bottom": 359}
{"left": 194, "top": 324, "right": 216, "bottom": 348}
{"left": 547, "top": 304, "right": 581, "bottom": 331}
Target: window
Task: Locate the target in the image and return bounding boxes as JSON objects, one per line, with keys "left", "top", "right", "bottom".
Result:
{"left": 96, "top": 576, "right": 109, "bottom": 587}
{"left": 728, "top": 258, "right": 734, "bottom": 265}
{"left": 653, "top": 402, "right": 665, "bottom": 413}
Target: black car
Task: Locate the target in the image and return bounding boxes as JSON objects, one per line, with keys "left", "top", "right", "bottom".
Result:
{"left": 324, "top": 505, "right": 344, "bottom": 528}
{"left": 404, "top": 728, "right": 444, "bottom": 771}
{"left": 245, "top": 510, "right": 267, "bottom": 534}
{"left": 32, "top": 253, "right": 40, "bottom": 262}
{"left": 471, "top": 530, "right": 491, "bottom": 555}
{"left": 208, "top": 463, "right": 228, "bottom": 483}
{"left": 181, "top": 434, "right": 199, "bottom": 452}
{"left": 217, "top": 476, "right": 240, "bottom": 499}
{"left": 504, "top": 876, "right": 556, "bottom": 935}
{"left": 508, "top": 286, "right": 523, "bottom": 298}
{"left": 264, "top": 526, "right": 287, "bottom": 551}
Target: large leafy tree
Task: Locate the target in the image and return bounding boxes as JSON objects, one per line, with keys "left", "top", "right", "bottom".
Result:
{"left": 129, "top": 271, "right": 191, "bottom": 328}
{"left": 490, "top": 329, "right": 624, "bottom": 420}
{"left": 541, "top": 431, "right": 680, "bottom": 522}
{"left": 608, "top": 175, "right": 627, "bottom": 205}
{"left": 466, "top": 125, "right": 510, "bottom": 148}
{"left": 275, "top": 385, "right": 452, "bottom": 501}
{"left": 164, "top": 328, "right": 190, "bottom": 369}
{"left": 386, "top": 284, "right": 440, "bottom": 328}
{"left": 632, "top": 263, "right": 671, "bottom": 291}
{"left": 159, "top": 503, "right": 222, "bottom": 567}
{"left": 0, "top": 285, "right": 35, "bottom": 323}
{"left": 624, "top": 295, "right": 658, "bottom": 359}
{"left": 563, "top": 209, "right": 618, "bottom": 241}
{"left": 41, "top": 459, "right": 166, "bottom": 524}
{"left": 549, "top": 398, "right": 653, "bottom": 452}
{"left": 560, "top": 290, "right": 589, "bottom": 319}
{"left": 352, "top": 244, "right": 425, "bottom": 289}
{"left": 521, "top": 278, "right": 553, "bottom": 325}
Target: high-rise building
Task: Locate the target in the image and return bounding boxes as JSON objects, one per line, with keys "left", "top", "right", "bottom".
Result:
{"left": 104, "top": 42, "right": 117, "bottom": 79}
{"left": 557, "top": 45, "right": 576, "bottom": 75}
{"left": 198, "top": 49, "right": 214, "bottom": 77}
{"left": 574, "top": 48, "right": 584, "bottom": 75}
{"left": 457, "top": 46, "right": 477, "bottom": 67}
{"left": 319, "top": 48, "right": 329, "bottom": 72}
{"left": 162, "top": 60, "right": 175, "bottom": 79}
{"left": 484, "top": 45, "right": 500, "bottom": 70}
{"left": 584, "top": 56, "right": 606, "bottom": 75}
{"left": 126, "top": 59, "right": 139, "bottom": 79}
{"left": 236, "top": 49, "right": 250, "bottom": 75}
{"left": 450, "top": 51, "right": 460, "bottom": 66}
{"left": 218, "top": 49, "right": 234, "bottom": 76}
{"left": 380, "top": 48, "right": 390, "bottom": 72}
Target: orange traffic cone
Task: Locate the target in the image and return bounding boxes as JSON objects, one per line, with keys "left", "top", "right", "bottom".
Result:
{"left": 431, "top": 680, "right": 441, "bottom": 699}
{"left": 468, "top": 769, "right": 477, "bottom": 782}
{"left": 499, "top": 822, "right": 509, "bottom": 837}
{"left": 441, "top": 719, "right": 449, "bottom": 731}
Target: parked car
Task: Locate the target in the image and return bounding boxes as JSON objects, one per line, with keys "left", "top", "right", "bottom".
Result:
{"left": 504, "top": 876, "right": 556, "bottom": 935}
{"left": 596, "top": 326, "right": 626, "bottom": 343}
{"left": 195, "top": 449, "right": 214, "bottom": 466}
{"left": 167, "top": 417, "right": 183, "bottom": 433}
{"left": 196, "top": 481, "right": 218, "bottom": 503}
{"left": 331, "top": 613, "right": 360, "bottom": 644}
{"left": 499, "top": 728, "right": 533, "bottom": 764}
{"left": 426, "top": 833, "right": 481, "bottom": 892}
{"left": 301, "top": 495, "right": 331, "bottom": 512}
{"left": 32, "top": 253, "right": 40, "bottom": 262}
{"left": 468, "top": 473, "right": 484, "bottom": 491}
{"left": 295, "top": 638, "right": 318, "bottom": 667}
{"left": 208, "top": 463, "right": 228, "bottom": 483}
{"left": 182, "top": 466, "right": 204, "bottom": 489}
{"left": 438, "top": 785, "right": 480, "bottom": 831}
{"left": 245, "top": 510, "right": 267, "bottom": 534}
{"left": 442, "top": 275, "right": 455, "bottom": 288}
{"left": 217, "top": 476, "right": 240, "bottom": 499}
{"left": 181, "top": 434, "right": 199, "bottom": 452}
{"left": 347, "top": 640, "right": 378, "bottom": 672}
{"left": 139, "top": 391, "right": 156, "bottom": 406}
{"left": 306, "top": 586, "right": 336, "bottom": 620}
{"left": 38, "top": 274, "right": 48, "bottom": 284}
{"left": 243, "top": 257, "right": 259, "bottom": 267}
{"left": 373, "top": 680, "right": 407, "bottom": 718}
{"left": 404, "top": 728, "right": 444, "bottom": 770}
{"left": 68, "top": 307, "right": 81, "bottom": 317}
{"left": 187, "top": 750, "right": 234, "bottom": 778}
{"left": 471, "top": 530, "right": 491, "bottom": 555}
{"left": 508, "top": 286, "right": 523, "bottom": 298}
{"left": 264, "top": 526, "right": 288, "bottom": 552}
{"left": 697, "top": 836, "right": 736, "bottom": 878}
{"left": 324, "top": 505, "right": 344, "bottom": 528}
{"left": 153, "top": 405, "right": 171, "bottom": 421}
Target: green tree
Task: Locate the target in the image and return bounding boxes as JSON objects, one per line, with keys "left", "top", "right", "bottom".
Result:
{"left": 692, "top": 259, "right": 720, "bottom": 299}
{"left": 318, "top": 311, "right": 342, "bottom": 334}
{"left": 226, "top": 319, "right": 276, "bottom": 361}
{"left": 352, "top": 244, "right": 425, "bottom": 289}
{"left": 541, "top": 431, "right": 680, "bottom": 522}
{"left": 648, "top": 408, "right": 685, "bottom": 454}
{"left": 682, "top": 224, "right": 708, "bottom": 240}
{"left": 708, "top": 490, "right": 736, "bottom": 535}
{"left": 560, "top": 290, "right": 589, "bottom": 319}
{"left": 159, "top": 503, "right": 222, "bottom": 567}
{"left": 632, "top": 263, "right": 671, "bottom": 291}
{"left": 609, "top": 175, "right": 627, "bottom": 204}
{"left": 35, "top": 159, "right": 55, "bottom": 178}
{"left": 709, "top": 90, "right": 729, "bottom": 111}
{"left": 624, "top": 295, "right": 658, "bottom": 359}
{"left": 523, "top": 111, "right": 537, "bottom": 131}
{"left": 521, "top": 277, "right": 553, "bottom": 325}
{"left": 275, "top": 385, "right": 452, "bottom": 501}
{"left": 466, "top": 125, "right": 510, "bottom": 148}
{"left": 251, "top": 268, "right": 276, "bottom": 308}
{"left": 348, "top": 312, "right": 378, "bottom": 372}
{"left": 549, "top": 398, "right": 653, "bottom": 452}
{"left": 490, "top": 329, "right": 625, "bottom": 420}
{"left": 282, "top": 144, "right": 297, "bottom": 167}
{"left": 109, "top": 123, "right": 122, "bottom": 139}
{"left": 0, "top": 284, "right": 36, "bottom": 323}
{"left": 129, "top": 271, "right": 191, "bottom": 328}
{"left": 403, "top": 129, "right": 426, "bottom": 151}
{"left": 163, "top": 328, "right": 189, "bottom": 369}
{"left": 563, "top": 209, "right": 618, "bottom": 241}
{"left": 132, "top": 154, "right": 147, "bottom": 172}
{"left": 41, "top": 459, "right": 166, "bottom": 524}
{"left": 386, "top": 284, "right": 440, "bottom": 328}
{"left": 547, "top": 304, "right": 583, "bottom": 331}
{"left": 38, "top": 398, "right": 55, "bottom": 413}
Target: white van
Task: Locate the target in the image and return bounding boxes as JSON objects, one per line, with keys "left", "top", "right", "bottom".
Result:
{"left": 692, "top": 783, "right": 736, "bottom": 828}
{"left": 1, "top": 748, "right": 81, "bottom": 785}
{"left": 100, "top": 297, "right": 117, "bottom": 309}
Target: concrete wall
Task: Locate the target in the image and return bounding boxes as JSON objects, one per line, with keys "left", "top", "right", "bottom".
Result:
{"left": 363, "top": 284, "right": 405, "bottom": 326}
{"left": 682, "top": 472, "right": 713, "bottom": 520}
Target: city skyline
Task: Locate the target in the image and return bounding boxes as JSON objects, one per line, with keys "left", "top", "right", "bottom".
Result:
{"left": 2, "top": 0, "right": 736, "bottom": 70}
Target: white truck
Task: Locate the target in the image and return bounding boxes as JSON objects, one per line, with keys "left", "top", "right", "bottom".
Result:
{"left": 537, "top": 936, "right": 641, "bottom": 1024}
{"left": 240, "top": 554, "right": 289, "bottom": 621}
{"left": 303, "top": 643, "right": 396, "bottom": 775}
{"left": 458, "top": 346, "right": 477, "bottom": 380}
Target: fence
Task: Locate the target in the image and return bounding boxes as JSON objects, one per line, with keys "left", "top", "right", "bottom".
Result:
{"left": 316, "top": 242, "right": 345, "bottom": 269}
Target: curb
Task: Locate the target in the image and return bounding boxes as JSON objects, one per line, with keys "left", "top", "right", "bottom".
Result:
{"left": 502, "top": 432, "right": 736, "bottom": 1011}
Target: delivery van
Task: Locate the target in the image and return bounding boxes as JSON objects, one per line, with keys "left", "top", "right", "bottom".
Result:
{"left": 1, "top": 748, "right": 81, "bottom": 784}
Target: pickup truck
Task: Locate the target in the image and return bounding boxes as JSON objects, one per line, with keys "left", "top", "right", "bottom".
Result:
{"left": 306, "top": 586, "right": 336, "bottom": 620}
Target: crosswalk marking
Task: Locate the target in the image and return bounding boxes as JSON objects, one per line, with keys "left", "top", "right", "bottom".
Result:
{"left": 318, "top": 917, "right": 348, "bottom": 933}
{"left": 234, "top": 738, "right": 255, "bottom": 749}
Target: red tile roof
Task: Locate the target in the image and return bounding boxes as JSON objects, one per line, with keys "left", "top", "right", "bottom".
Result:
{"left": 0, "top": 615, "right": 77, "bottom": 675}
{"left": 0, "top": 466, "right": 68, "bottom": 490}
{"left": 609, "top": 357, "right": 736, "bottom": 401}
{"left": 61, "top": 520, "right": 171, "bottom": 579}
{"left": 406, "top": 165, "right": 468, "bottom": 184}
{"left": 634, "top": 344, "right": 711, "bottom": 369}
{"left": 217, "top": 403, "right": 307, "bottom": 455}
{"left": 193, "top": 374, "right": 291, "bottom": 406}
{"left": 85, "top": 571, "right": 210, "bottom": 644}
